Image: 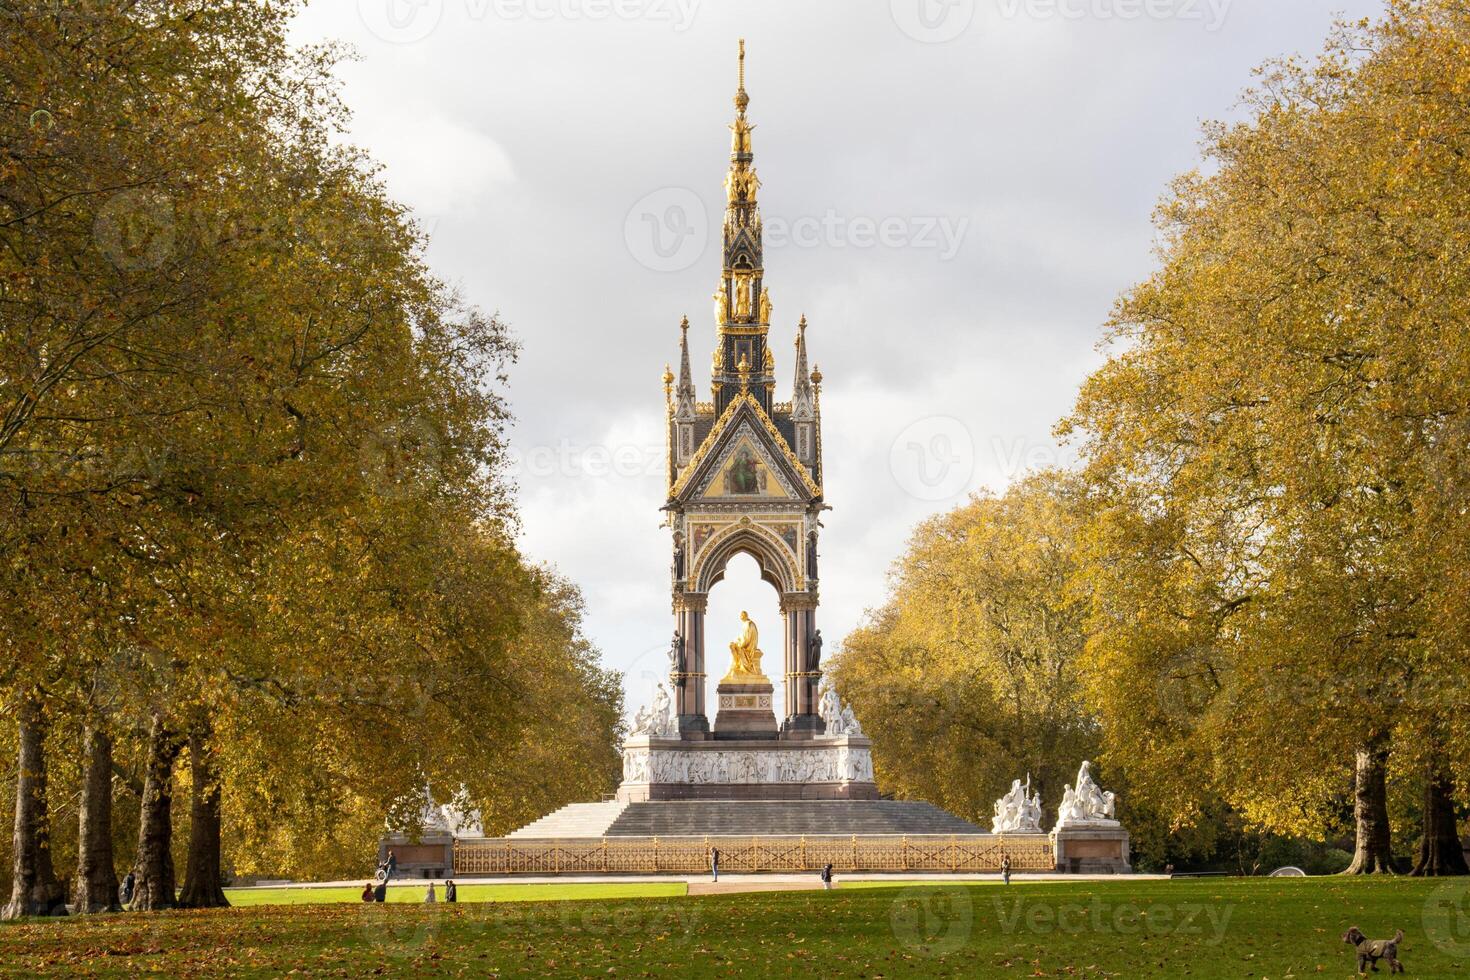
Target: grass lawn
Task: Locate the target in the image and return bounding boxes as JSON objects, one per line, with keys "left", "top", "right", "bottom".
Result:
{"left": 224, "top": 882, "right": 687, "bottom": 906}
{"left": 3, "top": 877, "right": 1467, "bottom": 977}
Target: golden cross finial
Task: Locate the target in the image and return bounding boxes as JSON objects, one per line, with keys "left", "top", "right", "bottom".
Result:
{"left": 734, "top": 38, "right": 749, "bottom": 115}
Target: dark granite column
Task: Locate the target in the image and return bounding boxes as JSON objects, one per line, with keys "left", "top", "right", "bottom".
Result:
{"left": 674, "top": 592, "right": 709, "bottom": 738}
{"left": 780, "top": 593, "right": 821, "bottom": 737}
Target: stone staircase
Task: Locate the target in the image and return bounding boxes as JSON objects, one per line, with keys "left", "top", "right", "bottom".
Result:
{"left": 506, "top": 801, "right": 629, "bottom": 838}
{"left": 603, "top": 800, "right": 985, "bottom": 837}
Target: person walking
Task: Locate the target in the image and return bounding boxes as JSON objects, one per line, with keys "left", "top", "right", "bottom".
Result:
{"left": 384, "top": 850, "right": 398, "bottom": 881}
{"left": 710, "top": 847, "right": 721, "bottom": 883}
{"left": 820, "top": 863, "right": 834, "bottom": 891}
{"left": 424, "top": 881, "right": 437, "bottom": 903}
{"left": 1001, "top": 853, "right": 1012, "bottom": 885}
{"left": 444, "top": 880, "right": 457, "bottom": 903}
{"left": 120, "top": 870, "right": 136, "bottom": 906}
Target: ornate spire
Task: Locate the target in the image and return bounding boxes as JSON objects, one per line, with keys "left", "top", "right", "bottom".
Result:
{"left": 675, "top": 316, "right": 696, "bottom": 421}
{"left": 713, "top": 39, "right": 770, "bottom": 415}
{"left": 792, "top": 314, "right": 815, "bottom": 421}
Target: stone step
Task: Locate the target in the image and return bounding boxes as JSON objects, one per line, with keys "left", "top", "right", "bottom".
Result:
{"left": 506, "top": 801, "right": 629, "bottom": 838}
{"left": 603, "top": 800, "right": 985, "bottom": 838}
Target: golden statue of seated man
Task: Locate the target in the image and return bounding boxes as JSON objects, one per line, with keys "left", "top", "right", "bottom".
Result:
{"left": 726, "top": 610, "right": 766, "bottom": 680}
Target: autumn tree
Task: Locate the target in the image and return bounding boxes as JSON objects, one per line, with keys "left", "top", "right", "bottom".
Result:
{"left": 829, "top": 472, "right": 1098, "bottom": 824}
{"left": 1060, "top": 0, "right": 1470, "bottom": 874}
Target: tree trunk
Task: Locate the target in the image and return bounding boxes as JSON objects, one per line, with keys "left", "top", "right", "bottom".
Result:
{"left": 177, "top": 721, "right": 229, "bottom": 908}
{"left": 1343, "top": 733, "right": 1398, "bottom": 875}
{"left": 74, "top": 727, "right": 121, "bottom": 913}
{"left": 131, "top": 715, "right": 182, "bottom": 911}
{"left": 2, "top": 695, "right": 68, "bottom": 919}
{"left": 1411, "top": 754, "right": 1469, "bottom": 876}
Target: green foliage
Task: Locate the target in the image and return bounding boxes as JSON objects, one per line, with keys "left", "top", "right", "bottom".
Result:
{"left": 830, "top": 472, "right": 1099, "bottom": 824}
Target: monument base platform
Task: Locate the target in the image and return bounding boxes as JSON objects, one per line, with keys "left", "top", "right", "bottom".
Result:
{"left": 617, "top": 734, "right": 877, "bottom": 802}
{"left": 1052, "top": 824, "right": 1132, "bottom": 874}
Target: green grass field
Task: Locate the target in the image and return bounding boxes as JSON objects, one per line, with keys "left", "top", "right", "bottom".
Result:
{"left": 3, "top": 877, "right": 1468, "bottom": 977}
{"left": 223, "top": 881, "right": 687, "bottom": 906}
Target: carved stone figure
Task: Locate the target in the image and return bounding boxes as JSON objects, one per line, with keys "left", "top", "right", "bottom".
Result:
{"left": 809, "top": 629, "right": 823, "bottom": 672}
{"left": 1054, "top": 761, "right": 1118, "bottom": 828}
{"left": 669, "top": 630, "right": 685, "bottom": 676}
{"left": 991, "top": 775, "right": 1044, "bottom": 834}
{"left": 649, "top": 683, "right": 677, "bottom": 737}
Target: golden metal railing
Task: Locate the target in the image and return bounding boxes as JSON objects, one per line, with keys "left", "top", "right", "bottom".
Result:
{"left": 454, "top": 835, "right": 1053, "bottom": 876}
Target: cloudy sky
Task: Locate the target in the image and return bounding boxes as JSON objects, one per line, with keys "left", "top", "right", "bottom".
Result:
{"left": 289, "top": 0, "right": 1383, "bottom": 715}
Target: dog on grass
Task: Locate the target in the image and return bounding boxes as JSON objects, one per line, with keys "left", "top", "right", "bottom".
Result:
{"left": 1342, "top": 926, "right": 1405, "bottom": 974}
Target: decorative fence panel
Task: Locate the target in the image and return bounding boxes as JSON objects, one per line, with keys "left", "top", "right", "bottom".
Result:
{"left": 454, "top": 835, "right": 1053, "bottom": 876}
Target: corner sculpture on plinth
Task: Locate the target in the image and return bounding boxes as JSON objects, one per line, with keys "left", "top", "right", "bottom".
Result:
{"left": 817, "top": 681, "right": 863, "bottom": 737}
{"left": 1054, "top": 760, "right": 1118, "bottom": 828}
{"left": 1050, "top": 760, "right": 1132, "bottom": 873}
{"left": 992, "top": 775, "right": 1044, "bottom": 834}
{"left": 629, "top": 681, "right": 678, "bottom": 738}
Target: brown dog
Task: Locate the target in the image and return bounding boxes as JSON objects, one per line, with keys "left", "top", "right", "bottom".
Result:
{"left": 1342, "top": 926, "right": 1405, "bottom": 974}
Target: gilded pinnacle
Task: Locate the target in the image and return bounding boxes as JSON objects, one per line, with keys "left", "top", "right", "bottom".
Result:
{"left": 735, "top": 38, "right": 749, "bottom": 115}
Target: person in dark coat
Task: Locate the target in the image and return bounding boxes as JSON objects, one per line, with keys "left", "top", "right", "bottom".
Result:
{"left": 820, "top": 864, "right": 834, "bottom": 890}
{"left": 1001, "top": 853, "right": 1012, "bottom": 885}
{"left": 710, "top": 847, "right": 720, "bottom": 882}
{"left": 444, "top": 880, "right": 457, "bottom": 903}
{"left": 373, "top": 881, "right": 388, "bottom": 903}
{"left": 120, "top": 871, "right": 136, "bottom": 905}
{"left": 384, "top": 850, "right": 398, "bottom": 881}
{"left": 361, "top": 882, "right": 374, "bottom": 902}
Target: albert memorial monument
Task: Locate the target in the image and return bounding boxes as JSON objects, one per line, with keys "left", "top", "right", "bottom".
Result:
{"left": 386, "top": 42, "right": 1131, "bottom": 878}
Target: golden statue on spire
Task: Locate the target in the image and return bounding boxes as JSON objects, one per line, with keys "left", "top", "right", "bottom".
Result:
{"left": 725, "top": 39, "right": 760, "bottom": 206}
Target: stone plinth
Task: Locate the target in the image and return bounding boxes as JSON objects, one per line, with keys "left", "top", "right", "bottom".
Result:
{"left": 712, "top": 678, "right": 778, "bottom": 739}
{"left": 617, "top": 734, "right": 878, "bottom": 802}
{"left": 1051, "top": 824, "right": 1132, "bottom": 874}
